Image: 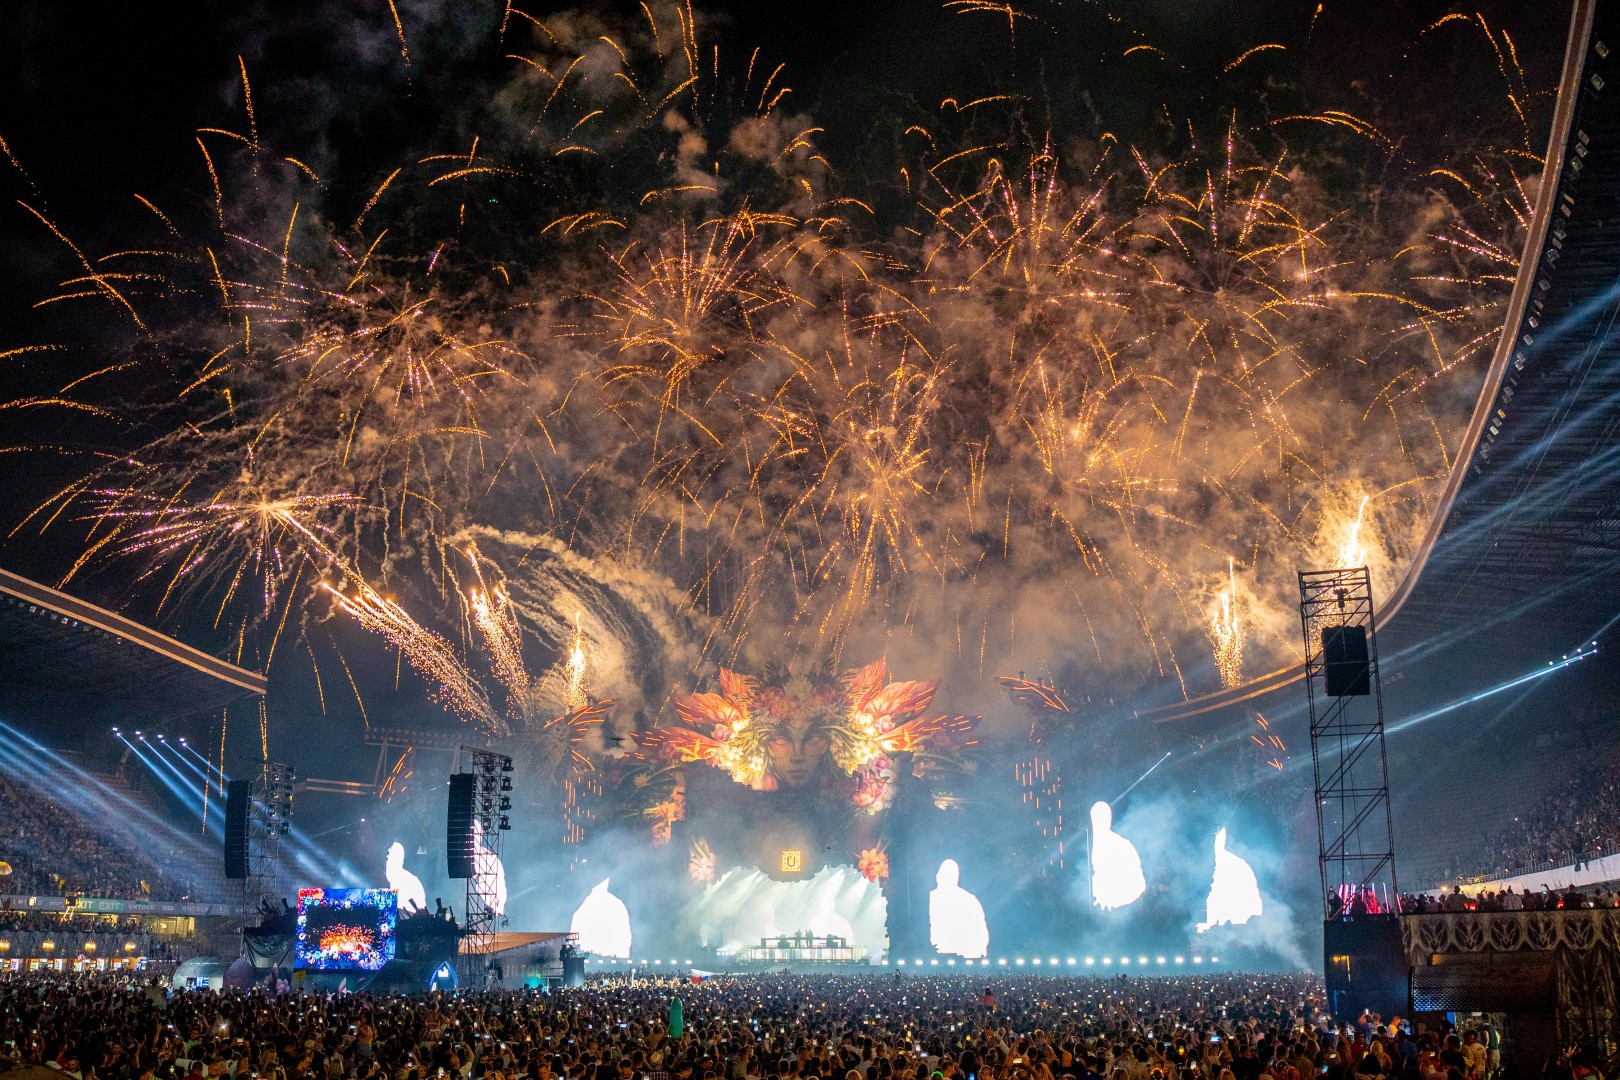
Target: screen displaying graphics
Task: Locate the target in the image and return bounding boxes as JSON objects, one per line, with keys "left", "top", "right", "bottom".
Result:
{"left": 295, "top": 888, "right": 398, "bottom": 970}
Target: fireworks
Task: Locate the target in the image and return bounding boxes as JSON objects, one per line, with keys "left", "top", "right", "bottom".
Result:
{"left": 1209, "top": 557, "right": 1244, "bottom": 691}
{"left": 0, "top": 2, "right": 1550, "bottom": 711}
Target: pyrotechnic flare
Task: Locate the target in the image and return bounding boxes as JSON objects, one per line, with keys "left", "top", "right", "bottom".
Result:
{"left": 1, "top": 1, "right": 1549, "bottom": 708}
{"left": 1209, "top": 557, "right": 1244, "bottom": 690}
{"left": 1334, "top": 496, "right": 1373, "bottom": 570}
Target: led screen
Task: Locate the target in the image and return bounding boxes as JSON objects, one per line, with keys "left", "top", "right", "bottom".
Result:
{"left": 295, "top": 887, "right": 398, "bottom": 970}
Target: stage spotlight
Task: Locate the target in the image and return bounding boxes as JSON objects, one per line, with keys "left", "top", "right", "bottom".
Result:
{"left": 1211, "top": 956, "right": 1219, "bottom": 963}
{"left": 1156, "top": 956, "right": 1166, "bottom": 964}
{"left": 1138, "top": 956, "right": 1149, "bottom": 964}
{"left": 110, "top": 727, "right": 118, "bottom": 734}
{"left": 1193, "top": 956, "right": 1203, "bottom": 964}
{"left": 500, "top": 757, "right": 514, "bottom": 772}
{"left": 1049, "top": 957, "right": 1059, "bottom": 965}
{"left": 1175, "top": 956, "right": 1185, "bottom": 964}
{"left": 501, "top": 776, "right": 512, "bottom": 792}
{"left": 1066, "top": 957, "right": 1076, "bottom": 965}
{"left": 1120, "top": 957, "right": 1129, "bottom": 965}
{"left": 1032, "top": 957, "right": 1041, "bottom": 966}
{"left": 1085, "top": 957, "right": 1095, "bottom": 965}
{"left": 929, "top": 959, "right": 938, "bottom": 966}
{"left": 997, "top": 958, "right": 1007, "bottom": 966}
{"left": 897, "top": 959, "right": 905, "bottom": 966}
{"left": 946, "top": 958, "right": 955, "bottom": 966}
{"left": 1015, "top": 958, "right": 1025, "bottom": 966}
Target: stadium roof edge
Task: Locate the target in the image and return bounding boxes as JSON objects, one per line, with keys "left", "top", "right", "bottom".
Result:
{"left": 0, "top": 567, "right": 266, "bottom": 696}
{"left": 1136, "top": 0, "right": 1599, "bottom": 723}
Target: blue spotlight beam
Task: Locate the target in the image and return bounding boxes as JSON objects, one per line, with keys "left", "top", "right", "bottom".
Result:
{"left": 119, "top": 735, "right": 221, "bottom": 838}
{"left": 156, "top": 739, "right": 223, "bottom": 819}
{"left": 0, "top": 721, "right": 219, "bottom": 888}
{"left": 1385, "top": 642, "right": 1599, "bottom": 737}
{"left": 137, "top": 735, "right": 213, "bottom": 827}
{"left": 1115, "top": 752, "right": 1171, "bottom": 802}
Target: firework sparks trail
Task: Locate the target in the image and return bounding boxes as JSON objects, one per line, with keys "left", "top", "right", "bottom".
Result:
{"left": 1209, "top": 556, "right": 1244, "bottom": 690}
{"left": 0, "top": 3, "right": 1552, "bottom": 710}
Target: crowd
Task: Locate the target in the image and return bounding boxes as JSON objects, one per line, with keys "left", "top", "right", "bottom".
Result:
{"left": 0, "top": 971, "right": 1569, "bottom": 1080}
{"left": 1445, "top": 762, "right": 1620, "bottom": 882}
{"left": 0, "top": 910, "right": 145, "bottom": 934}
{"left": 0, "top": 774, "right": 214, "bottom": 903}
{"left": 1402, "top": 886, "right": 1620, "bottom": 915}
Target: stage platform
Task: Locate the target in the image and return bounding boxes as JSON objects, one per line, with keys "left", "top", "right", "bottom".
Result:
{"left": 719, "top": 933, "right": 871, "bottom": 967}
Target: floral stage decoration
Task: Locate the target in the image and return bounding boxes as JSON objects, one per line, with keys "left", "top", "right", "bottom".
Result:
{"left": 634, "top": 659, "right": 978, "bottom": 814}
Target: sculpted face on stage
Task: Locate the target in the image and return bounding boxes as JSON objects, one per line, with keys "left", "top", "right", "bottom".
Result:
{"left": 765, "top": 713, "right": 834, "bottom": 789}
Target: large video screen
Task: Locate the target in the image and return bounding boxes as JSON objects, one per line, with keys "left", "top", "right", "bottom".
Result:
{"left": 295, "top": 888, "right": 398, "bottom": 971}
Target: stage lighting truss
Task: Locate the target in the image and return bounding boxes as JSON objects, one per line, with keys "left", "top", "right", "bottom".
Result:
{"left": 1298, "top": 567, "right": 1397, "bottom": 916}
{"left": 242, "top": 762, "right": 296, "bottom": 904}
{"left": 457, "top": 748, "right": 514, "bottom": 979}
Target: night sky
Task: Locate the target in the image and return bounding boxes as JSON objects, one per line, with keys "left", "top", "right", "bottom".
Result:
{"left": 0, "top": 0, "right": 1582, "bottom": 803}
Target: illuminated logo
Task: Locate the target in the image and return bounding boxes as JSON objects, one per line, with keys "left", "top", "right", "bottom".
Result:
{"left": 780, "top": 849, "right": 803, "bottom": 873}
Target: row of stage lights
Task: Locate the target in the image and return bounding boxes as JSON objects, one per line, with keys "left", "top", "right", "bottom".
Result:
{"left": 584, "top": 955, "right": 1221, "bottom": 968}
{"left": 0, "top": 940, "right": 140, "bottom": 953}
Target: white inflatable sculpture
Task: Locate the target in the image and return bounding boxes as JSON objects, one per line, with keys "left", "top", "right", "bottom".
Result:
{"left": 1197, "top": 827, "right": 1263, "bottom": 932}
{"left": 806, "top": 874, "right": 857, "bottom": 943}
{"left": 928, "top": 858, "right": 989, "bottom": 958}
{"left": 384, "top": 841, "right": 427, "bottom": 914}
{"left": 470, "top": 818, "right": 508, "bottom": 916}
{"left": 571, "top": 878, "right": 632, "bottom": 958}
{"left": 1089, "top": 800, "right": 1146, "bottom": 910}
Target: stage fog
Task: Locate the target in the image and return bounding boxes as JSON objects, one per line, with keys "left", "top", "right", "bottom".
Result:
{"left": 338, "top": 663, "right": 1320, "bottom": 972}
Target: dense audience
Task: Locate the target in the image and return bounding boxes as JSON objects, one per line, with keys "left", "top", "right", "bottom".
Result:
{"left": 0, "top": 911, "right": 145, "bottom": 934}
{"left": 1438, "top": 763, "right": 1620, "bottom": 883}
{"left": 0, "top": 971, "right": 1551, "bottom": 1080}
{"left": 1402, "top": 885, "right": 1620, "bottom": 915}
{"left": 0, "top": 774, "right": 216, "bottom": 903}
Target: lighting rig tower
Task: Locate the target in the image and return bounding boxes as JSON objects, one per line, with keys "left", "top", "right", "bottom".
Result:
{"left": 456, "top": 748, "right": 513, "bottom": 978}
{"left": 230, "top": 762, "right": 295, "bottom": 931}
{"left": 1298, "top": 567, "right": 1397, "bottom": 911}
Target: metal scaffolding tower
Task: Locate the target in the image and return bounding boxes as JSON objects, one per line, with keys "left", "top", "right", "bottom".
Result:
{"left": 456, "top": 747, "right": 512, "bottom": 982}
{"left": 1299, "top": 568, "right": 1398, "bottom": 916}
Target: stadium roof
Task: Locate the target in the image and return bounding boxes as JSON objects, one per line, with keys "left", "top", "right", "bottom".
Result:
{"left": 1143, "top": 0, "right": 1619, "bottom": 720}
{"left": 0, "top": 567, "right": 265, "bottom": 727}
{"left": 1391, "top": 0, "right": 1620, "bottom": 637}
